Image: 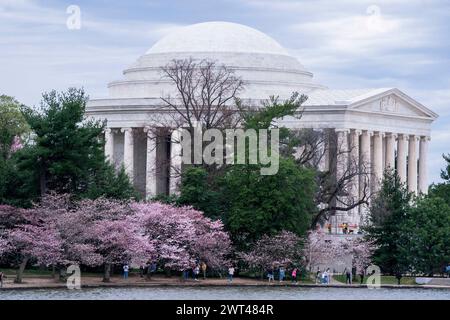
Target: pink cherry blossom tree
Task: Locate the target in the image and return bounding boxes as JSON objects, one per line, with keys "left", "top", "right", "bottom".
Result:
{"left": 0, "top": 202, "right": 63, "bottom": 283}
{"left": 57, "top": 197, "right": 156, "bottom": 282}
{"left": 303, "top": 229, "right": 376, "bottom": 275}
{"left": 133, "top": 202, "right": 232, "bottom": 274}
{"left": 239, "top": 231, "right": 304, "bottom": 278}
{"left": 303, "top": 229, "right": 339, "bottom": 272}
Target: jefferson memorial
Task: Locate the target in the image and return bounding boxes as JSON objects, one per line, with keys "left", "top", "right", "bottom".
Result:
{"left": 86, "top": 21, "right": 438, "bottom": 232}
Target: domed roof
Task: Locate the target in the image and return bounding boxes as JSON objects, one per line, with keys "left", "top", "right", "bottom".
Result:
{"left": 147, "top": 21, "right": 289, "bottom": 56}
{"left": 105, "top": 21, "right": 326, "bottom": 101}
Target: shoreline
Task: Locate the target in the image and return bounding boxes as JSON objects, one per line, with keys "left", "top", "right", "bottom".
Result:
{"left": 1, "top": 276, "right": 449, "bottom": 291}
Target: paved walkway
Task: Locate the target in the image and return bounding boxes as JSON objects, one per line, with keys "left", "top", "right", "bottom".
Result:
{"left": 1, "top": 275, "right": 449, "bottom": 290}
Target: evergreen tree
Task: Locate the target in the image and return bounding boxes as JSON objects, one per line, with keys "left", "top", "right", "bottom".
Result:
{"left": 177, "top": 166, "right": 222, "bottom": 218}
{"left": 9, "top": 88, "right": 138, "bottom": 204}
{"left": 364, "top": 169, "right": 412, "bottom": 275}
{"left": 429, "top": 154, "right": 450, "bottom": 206}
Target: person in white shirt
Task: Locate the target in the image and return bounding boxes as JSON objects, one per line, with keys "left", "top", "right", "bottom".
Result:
{"left": 228, "top": 266, "right": 235, "bottom": 283}
{"left": 123, "top": 264, "right": 129, "bottom": 279}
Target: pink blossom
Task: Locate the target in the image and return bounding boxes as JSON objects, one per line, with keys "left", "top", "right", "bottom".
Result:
{"left": 10, "top": 135, "right": 23, "bottom": 153}
{"left": 239, "top": 231, "right": 304, "bottom": 272}
{"left": 133, "top": 202, "right": 232, "bottom": 271}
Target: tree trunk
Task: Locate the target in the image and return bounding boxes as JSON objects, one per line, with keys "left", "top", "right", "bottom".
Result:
{"left": 15, "top": 257, "right": 29, "bottom": 284}
{"left": 103, "top": 263, "right": 111, "bottom": 282}
{"left": 39, "top": 167, "right": 47, "bottom": 196}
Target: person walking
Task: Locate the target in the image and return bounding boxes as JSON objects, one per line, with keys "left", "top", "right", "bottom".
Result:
{"left": 201, "top": 262, "right": 207, "bottom": 280}
{"left": 344, "top": 267, "right": 352, "bottom": 285}
{"left": 228, "top": 266, "right": 235, "bottom": 283}
{"left": 445, "top": 263, "right": 450, "bottom": 277}
{"left": 291, "top": 268, "right": 298, "bottom": 284}
{"left": 0, "top": 271, "right": 5, "bottom": 288}
{"left": 316, "top": 268, "right": 321, "bottom": 284}
{"left": 123, "top": 264, "right": 129, "bottom": 279}
{"left": 151, "top": 262, "right": 157, "bottom": 277}
{"left": 194, "top": 265, "right": 200, "bottom": 281}
{"left": 279, "top": 266, "right": 285, "bottom": 282}
{"left": 267, "top": 268, "right": 274, "bottom": 282}
{"left": 359, "top": 269, "right": 365, "bottom": 285}
{"left": 182, "top": 268, "right": 189, "bottom": 281}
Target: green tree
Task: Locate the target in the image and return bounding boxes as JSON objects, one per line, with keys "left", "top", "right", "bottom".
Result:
{"left": 400, "top": 196, "right": 450, "bottom": 275}
{"left": 0, "top": 95, "right": 29, "bottom": 160}
{"left": 429, "top": 154, "right": 450, "bottom": 206}
{"left": 9, "top": 88, "right": 138, "bottom": 204}
{"left": 364, "top": 169, "right": 412, "bottom": 275}
{"left": 222, "top": 158, "right": 316, "bottom": 250}
{"left": 0, "top": 95, "right": 32, "bottom": 206}
{"left": 177, "top": 166, "right": 222, "bottom": 218}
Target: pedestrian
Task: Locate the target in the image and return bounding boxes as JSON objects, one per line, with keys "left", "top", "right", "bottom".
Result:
{"left": 359, "top": 269, "right": 365, "bottom": 285}
{"left": 182, "top": 268, "right": 189, "bottom": 281}
{"left": 267, "top": 268, "right": 274, "bottom": 282}
{"left": 326, "top": 268, "right": 331, "bottom": 284}
{"left": 139, "top": 264, "right": 145, "bottom": 278}
{"left": 291, "top": 267, "right": 298, "bottom": 284}
{"left": 279, "top": 266, "right": 285, "bottom": 282}
{"left": 0, "top": 271, "right": 5, "bottom": 288}
{"left": 201, "top": 262, "right": 207, "bottom": 280}
{"left": 316, "top": 268, "right": 321, "bottom": 284}
{"left": 228, "top": 266, "right": 235, "bottom": 283}
{"left": 123, "top": 264, "right": 129, "bottom": 279}
{"left": 344, "top": 267, "right": 352, "bottom": 285}
{"left": 194, "top": 265, "right": 200, "bottom": 281}
{"left": 445, "top": 263, "right": 450, "bottom": 277}
{"left": 151, "top": 262, "right": 157, "bottom": 276}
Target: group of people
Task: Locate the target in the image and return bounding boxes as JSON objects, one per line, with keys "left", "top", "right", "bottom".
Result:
{"left": 315, "top": 268, "right": 331, "bottom": 284}
{"left": 122, "top": 261, "right": 158, "bottom": 280}
{"left": 183, "top": 262, "right": 208, "bottom": 281}
{"left": 266, "top": 266, "right": 302, "bottom": 283}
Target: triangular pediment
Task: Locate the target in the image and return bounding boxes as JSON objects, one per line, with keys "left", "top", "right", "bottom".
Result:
{"left": 349, "top": 88, "right": 438, "bottom": 120}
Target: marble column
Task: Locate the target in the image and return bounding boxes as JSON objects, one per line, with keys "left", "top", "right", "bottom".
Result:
{"left": 104, "top": 128, "right": 114, "bottom": 163}
{"left": 385, "top": 133, "right": 396, "bottom": 170}
{"left": 350, "top": 129, "right": 361, "bottom": 225}
{"left": 336, "top": 129, "right": 349, "bottom": 180}
{"left": 359, "top": 130, "right": 372, "bottom": 223}
{"left": 372, "top": 131, "right": 384, "bottom": 191}
{"left": 397, "top": 134, "right": 408, "bottom": 184}
{"left": 418, "top": 136, "right": 429, "bottom": 194}
{"left": 121, "top": 127, "right": 134, "bottom": 180}
{"left": 144, "top": 127, "right": 157, "bottom": 199}
{"left": 169, "top": 129, "right": 182, "bottom": 195}
{"left": 318, "top": 130, "right": 329, "bottom": 172}
{"left": 408, "top": 135, "right": 418, "bottom": 194}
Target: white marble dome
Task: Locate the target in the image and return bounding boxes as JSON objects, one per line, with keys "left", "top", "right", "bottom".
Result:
{"left": 147, "top": 21, "right": 289, "bottom": 55}
{"left": 108, "top": 21, "right": 325, "bottom": 100}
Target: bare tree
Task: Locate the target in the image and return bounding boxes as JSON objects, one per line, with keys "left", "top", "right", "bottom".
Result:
{"left": 281, "top": 128, "right": 373, "bottom": 228}
{"left": 146, "top": 58, "right": 246, "bottom": 190}
{"left": 159, "top": 58, "right": 245, "bottom": 130}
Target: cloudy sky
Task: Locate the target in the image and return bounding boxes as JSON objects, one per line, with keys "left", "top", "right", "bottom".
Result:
{"left": 0, "top": 0, "right": 449, "bottom": 184}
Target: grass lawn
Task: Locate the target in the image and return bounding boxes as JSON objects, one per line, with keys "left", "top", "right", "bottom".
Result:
{"left": 333, "top": 274, "right": 418, "bottom": 285}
